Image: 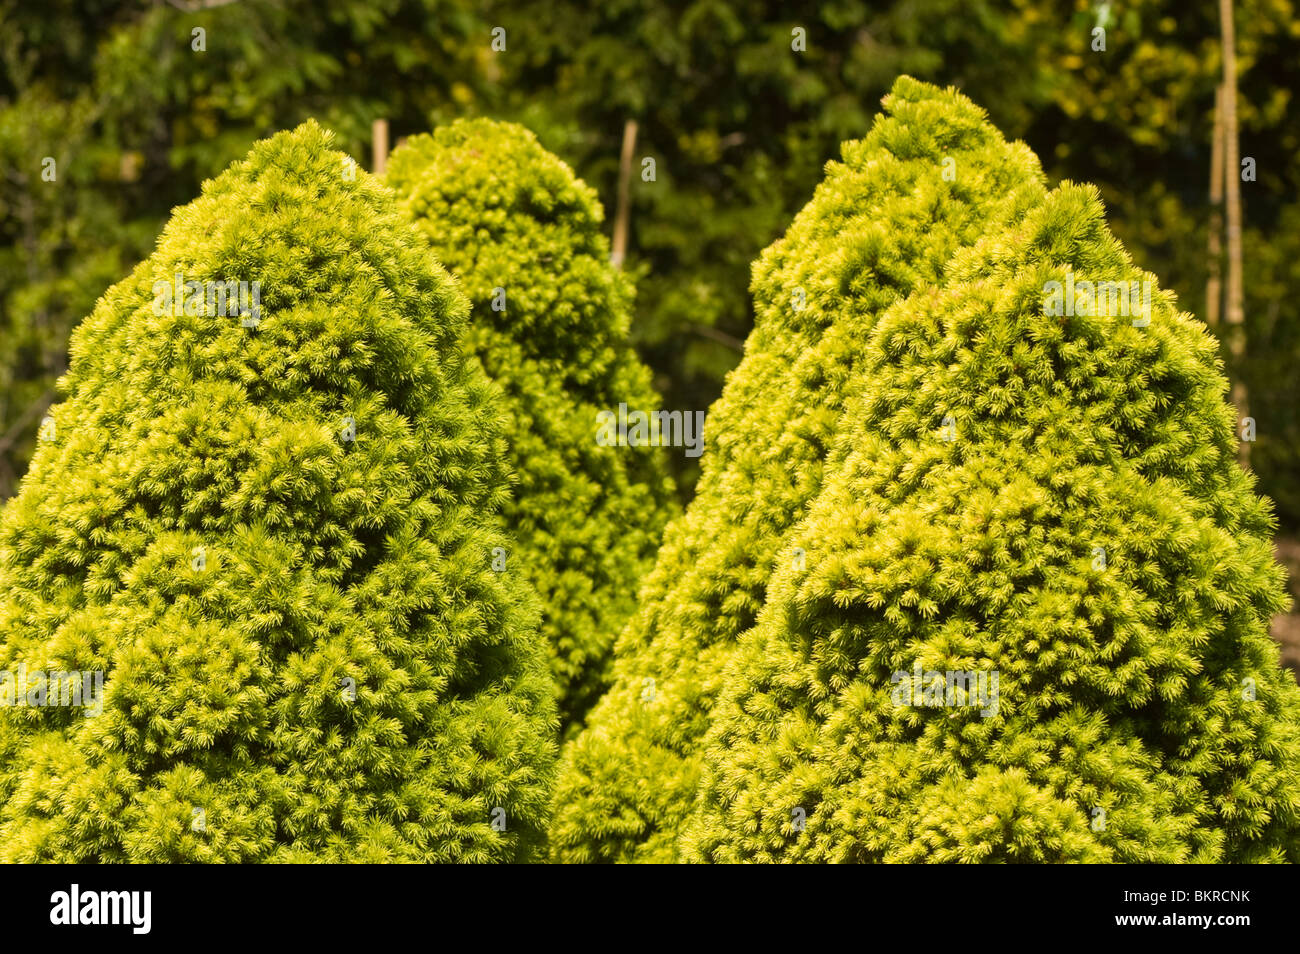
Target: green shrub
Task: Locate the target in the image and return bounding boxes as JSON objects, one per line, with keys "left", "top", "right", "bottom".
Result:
{"left": 387, "top": 119, "right": 676, "bottom": 732}
{"left": 0, "top": 121, "right": 557, "bottom": 862}
{"left": 684, "top": 180, "right": 1300, "bottom": 862}
{"left": 549, "top": 77, "right": 1049, "bottom": 862}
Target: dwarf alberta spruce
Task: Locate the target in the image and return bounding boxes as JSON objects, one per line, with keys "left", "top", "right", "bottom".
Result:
{"left": 386, "top": 120, "right": 676, "bottom": 732}
{"left": 549, "top": 77, "right": 1052, "bottom": 862}
{"left": 684, "top": 181, "right": 1300, "bottom": 863}
{"left": 0, "top": 121, "right": 557, "bottom": 862}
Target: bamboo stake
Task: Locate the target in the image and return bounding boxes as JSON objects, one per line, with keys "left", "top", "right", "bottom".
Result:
{"left": 1219, "top": 0, "right": 1249, "bottom": 468}
{"left": 372, "top": 119, "right": 389, "bottom": 176}
{"left": 1206, "top": 84, "right": 1224, "bottom": 332}
{"left": 611, "top": 119, "right": 638, "bottom": 268}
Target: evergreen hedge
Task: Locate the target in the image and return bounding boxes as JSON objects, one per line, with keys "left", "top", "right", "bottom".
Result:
{"left": 387, "top": 119, "right": 675, "bottom": 732}
{"left": 550, "top": 77, "right": 1050, "bottom": 862}
{"left": 0, "top": 122, "right": 557, "bottom": 862}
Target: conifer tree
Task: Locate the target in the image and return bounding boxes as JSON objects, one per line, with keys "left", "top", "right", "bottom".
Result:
{"left": 0, "top": 121, "right": 557, "bottom": 862}
{"left": 684, "top": 180, "right": 1300, "bottom": 862}
{"left": 386, "top": 119, "right": 675, "bottom": 731}
{"left": 549, "top": 78, "right": 1050, "bottom": 862}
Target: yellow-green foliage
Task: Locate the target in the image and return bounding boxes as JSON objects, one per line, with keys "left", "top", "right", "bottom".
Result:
{"left": 686, "top": 182, "right": 1300, "bottom": 862}
{"left": 0, "top": 122, "right": 557, "bottom": 862}
{"left": 550, "top": 77, "right": 1049, "bottom": 862}
{"left": 387, "top": 120, "right": 676, "bottom": 731}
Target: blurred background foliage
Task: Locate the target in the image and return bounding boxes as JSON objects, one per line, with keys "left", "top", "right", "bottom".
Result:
{"left": 2, "top": 0, "right": 1298, "bottom": 546}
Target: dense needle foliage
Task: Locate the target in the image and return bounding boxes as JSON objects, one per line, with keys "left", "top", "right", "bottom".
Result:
{"left": 387, "top": 119, "right": 675, "bottom": 731}
{"left": 0, "top": 122, "right": 558, "bottom": 862}
{"left": 685, "top": 181, "right": 1300, "bottom": 863}
{"left": 550, "top": 78, "right": 1051, "bottom": 862}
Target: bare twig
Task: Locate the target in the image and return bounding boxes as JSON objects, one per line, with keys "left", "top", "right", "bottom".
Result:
{"left": 687, "top": 323, "right": 744, "bottom": 353}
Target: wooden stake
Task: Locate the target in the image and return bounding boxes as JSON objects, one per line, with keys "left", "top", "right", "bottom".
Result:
{"left": 1206, "top": 84, "right": 1224, "bottom": 332}
{"left": 372, "top": 119, "right": 389, "bottom": 176}
{"left": 1219, "top": 0, "right": 1250, "bottom": 468}
{"left": 611, "top": 119, "right": 638, "bottom": 268}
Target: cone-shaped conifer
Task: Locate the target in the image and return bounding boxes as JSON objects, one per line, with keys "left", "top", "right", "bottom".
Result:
{"left": 0, "top": 122, "right": 557, "bottom": 863}
{"left": 684, "top": 180, "right": 1300, "bottom": 862}
{"left": 550, "top": 77, "right": 1049, "bottom": 862}
{"left": 386, "top": 120, "right": 675, "bottom": 732}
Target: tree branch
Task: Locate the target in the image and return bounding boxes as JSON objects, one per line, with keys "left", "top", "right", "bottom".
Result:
{"left": 687, "top": 323, "right": 745, "bottom": 353}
